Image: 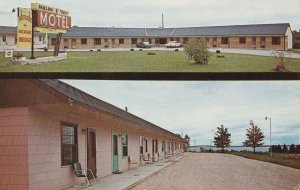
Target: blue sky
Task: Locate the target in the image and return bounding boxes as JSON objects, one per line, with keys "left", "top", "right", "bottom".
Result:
{"left": 1, "top": 0, "right": 300, "bottom": 30}
{"left": 62, "top": 80, "right": 300, "bottom": 146}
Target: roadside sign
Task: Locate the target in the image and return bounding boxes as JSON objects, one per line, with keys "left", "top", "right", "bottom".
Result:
{"left": 17, "top": 8, "right": 32, "bottom": 48}
{"left": 5, "top": 50, "right": 14, "bottom": 58}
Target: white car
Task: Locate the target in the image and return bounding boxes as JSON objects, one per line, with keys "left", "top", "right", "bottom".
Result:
{"left": 164, "top": 41, "right": 181, "bottom": 48}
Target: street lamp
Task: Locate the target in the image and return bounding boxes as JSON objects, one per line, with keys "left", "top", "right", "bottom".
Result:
{"left": 265, "top": 116, "right": 272, "bottom": 157}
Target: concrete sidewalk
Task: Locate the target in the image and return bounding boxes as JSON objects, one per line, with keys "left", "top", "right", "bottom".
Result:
{"left": 68, "top": 152, "right": 189, "bottom": 190}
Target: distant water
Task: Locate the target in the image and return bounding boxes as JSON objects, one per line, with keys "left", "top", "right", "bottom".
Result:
{"left": 187, "top": 145, "right": 274, "bottom": 152}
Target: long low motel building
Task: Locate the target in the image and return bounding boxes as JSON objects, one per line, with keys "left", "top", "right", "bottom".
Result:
{"left": 0, "top": 79, "right": 186, "bottom": 190}
{"left": 0, "top": 23, "right": 293, "bottom": 51}
{"left": 49, "top": 23, "right": 293, "bottom": 50}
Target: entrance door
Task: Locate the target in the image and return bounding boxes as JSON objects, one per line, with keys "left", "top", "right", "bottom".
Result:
{"left": 87, "top": 129, "right": 97, "bottom": 179}
{"left": 112, "top": 134, "right": 119, "bottom": 172}
{"left": 71, "top": 39, "right": 76, "bottom": 49}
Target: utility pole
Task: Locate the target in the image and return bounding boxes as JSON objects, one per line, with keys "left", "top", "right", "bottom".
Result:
{"left": 162, "top": 13, "right": 164, "bottom": 29}
{"left": 265, "top": 116, "right": 272, "bottom": 157}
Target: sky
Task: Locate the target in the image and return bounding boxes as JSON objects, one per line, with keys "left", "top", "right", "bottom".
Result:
{"left": 0, "top": 0, "right": 300, "bottom": 30}
{"left": 62, "top": 80, "right": 300, "bottom": 146}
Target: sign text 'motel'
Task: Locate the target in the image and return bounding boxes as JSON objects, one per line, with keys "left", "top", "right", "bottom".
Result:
{"left": 32, "top": 3, "right": 71, "bottom": 30}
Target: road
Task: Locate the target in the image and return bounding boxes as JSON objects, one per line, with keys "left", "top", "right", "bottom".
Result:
{"left": 131, "top": 153, "right": 300, "bottom": 190}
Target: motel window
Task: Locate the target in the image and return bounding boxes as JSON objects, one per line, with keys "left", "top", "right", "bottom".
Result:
{"left": 81, "top": 38, "right": 87, "bottom": 45}
{"left": 61, "top": 123, "right": 78, "bottom": 166}
{"left": 104, "top": 38, "right": 108, "bottom": 43}
{"left": 72, "top": 39, "right": 76, "bottom": 43}
{"left": 261, "top": 37, "right": 266, "bottom": 42}
{"left": 51, "top": 38, "right": 57, "bottom": 46}
{"left": 252, "top": 37, "right": 256, "bottom": 42}
{"left": 64, "top": 39, "right": 68, "bottom": 43}
{"left": 119, "top": 38, "right": 124, "bottom": 44}
{"left": 149, "top": 39, "right": 152, "bottom": 44}
{"left": 15, "top": 36, "right": 17, "bottom": 44}
{"left": 155, "top": 38, "right": 159, "bottom": 44}
{"left": 239, "top": 37, "right": 246, "bottom": 44}
{"left": 112, "top": 39, "right": 115, "bottom": 45}
{"left": 183, "top": 38, "right": 189, "bottom": 44}
{"left": 221, "top": 37, "right": 228, "bottom": 44}
{"left": 2, "top": 36, "right": 6, "bottom": 42}
{"left": 122, "top": 132, "right": 128, "bottom": 157}
{"left": 176, "top": 38, "right": 180, "bottom": 42}
{"left": 131, "top": 38, "right": 137, "bottom": 44}
{"left": 206, "top": 38, "right": 210, "bottom": 42}
{"left": 272, "top": 37, "right": 281, "bottom": 45}
{"left": 94, "top": 38, "right": 101, "bottom": 45}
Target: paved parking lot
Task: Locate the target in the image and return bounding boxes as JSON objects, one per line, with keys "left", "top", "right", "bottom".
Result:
{"left": 131, "top": 153, "right": 300, "bottom": 190}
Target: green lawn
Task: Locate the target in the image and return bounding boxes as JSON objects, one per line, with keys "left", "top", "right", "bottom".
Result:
{"left": 290, "top": 49, "right": 300, "bottom": 54}
{"left": 0, "top": 51, "right": 300, "bottom": 72}
{"left": 229, "top": 152, "right": 300, "bottom": 170}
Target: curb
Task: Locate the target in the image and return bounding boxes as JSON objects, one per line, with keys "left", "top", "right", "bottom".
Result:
{"left": 123, "top": 153, "right": 189, "bottom": 190}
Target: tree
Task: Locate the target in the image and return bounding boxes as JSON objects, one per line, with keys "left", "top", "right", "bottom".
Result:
{"left": 184, "top": 134, "right": 190, "bottom": 147}
{"left": 289, "top": 144, "right": 295, "bottom": 154}
{"left": 184, "top": 39, "right": 210, "bottom": 64}
{"left": 243, "top": 120, "right": 265, "bottom": 153}
{"left": 213, "top": 125, "right": 231, "bottom": 151}
{"left": 282, "top": 144, "right": 288, "bottom": 153}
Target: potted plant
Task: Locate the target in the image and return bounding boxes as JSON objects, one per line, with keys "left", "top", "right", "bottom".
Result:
{"left": 12, "top": 52, "right": 26, "bottom": 61}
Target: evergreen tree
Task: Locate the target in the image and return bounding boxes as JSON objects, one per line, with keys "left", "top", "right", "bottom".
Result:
{"left": 289, "top": 144, "right": 295, "bottom": 154}
{"left": 213, "top": 125, "right": 231, "bottom": 151}
{"left": 282, "top": 144, "right": 288, "bottom": 153}
{"left": 184, "top": 134, "right": 190, "bottom": 147}
{"left": 277, "top": 144, "right": 282, "bottom": 153}
{"left": 296, "top": 145, "right": 300, "bottom": 154}
{"left": 243, "top": 120, "right": 265, "bottom": 153}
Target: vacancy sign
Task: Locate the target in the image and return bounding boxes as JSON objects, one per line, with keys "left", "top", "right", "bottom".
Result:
{"left": 17, "top": 8, "right": 32, "bottom": 48}
{"left": 32, "top": 3, "right": 71, "bottom": 34}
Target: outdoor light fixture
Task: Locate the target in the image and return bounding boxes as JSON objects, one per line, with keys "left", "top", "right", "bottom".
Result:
{"left": 265, "top": 116, "right": 272, "bottom": 157}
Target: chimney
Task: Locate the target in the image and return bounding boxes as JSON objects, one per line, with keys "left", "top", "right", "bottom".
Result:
{"left": 125, "top": 107, "right": 128, "bottom": 112}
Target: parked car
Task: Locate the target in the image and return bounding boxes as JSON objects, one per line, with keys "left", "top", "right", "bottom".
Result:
{"left": 164, "top": 41, "right": 181, "bottom": 48}
{"left": 136, "top": 42, "right": 153, "bottom": 48}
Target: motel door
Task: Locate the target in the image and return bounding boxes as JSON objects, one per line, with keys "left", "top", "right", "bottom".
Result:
{"left": 112, "top": 134, "right": 119, "bottom": 172}
{"left": 87, "top": 129, "right": 97, "bottom": 179}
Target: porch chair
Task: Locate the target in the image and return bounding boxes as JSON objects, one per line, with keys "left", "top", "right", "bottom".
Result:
{"left": 142, "top": 153, "right": 152, "bottom": 164}
{"left": 73, "top": 163, "right": 96, "bottom": 187}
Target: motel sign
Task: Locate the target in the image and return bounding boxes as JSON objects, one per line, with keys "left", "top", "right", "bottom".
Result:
{"left": 32, "top": 3, "right": 71, "bottom": 32}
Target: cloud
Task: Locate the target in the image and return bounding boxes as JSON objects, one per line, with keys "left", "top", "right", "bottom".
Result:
{"left": 1, "top": 0, "right": 299, "bottom": 29}
{"left": 62, "top": 80, "right": 300, "bottom": 145}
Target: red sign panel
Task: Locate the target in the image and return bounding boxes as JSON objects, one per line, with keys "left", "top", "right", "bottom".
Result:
{"left": 34, "top": 10, "right": 71, "bottom": 30}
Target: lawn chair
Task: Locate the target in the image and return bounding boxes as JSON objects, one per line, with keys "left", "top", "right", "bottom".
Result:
{"left": 73, "top": 163, "right": 96, "bottom": 187}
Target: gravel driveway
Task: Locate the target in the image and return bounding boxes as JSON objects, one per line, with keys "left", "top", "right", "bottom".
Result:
{"left": 131, "top": 153, "right": 300, "bottom": 190}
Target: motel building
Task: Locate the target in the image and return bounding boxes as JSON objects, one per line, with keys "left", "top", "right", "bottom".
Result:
{"left": 0, "top": 79, "right": 186, "bottom": 190}
{"left": 48, "top": 23, "right": 293, "bottom": 50}
{"left": 0, "top": 23, "right": 294, "bottom": 51}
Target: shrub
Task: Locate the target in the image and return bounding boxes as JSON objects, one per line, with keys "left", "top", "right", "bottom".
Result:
{"left": 272, "top": 51, "right": 290, "bottom": 72}
{"left": 139, "top": 49, "right": 143, "bottom": 51}
{"left": 130, "top": 49, "right": 134, "bottom": 51}
{"left": 97, "top": 49, "right": 101, "bottom": 52}
{"left": 184, "top": 39, "right": 210, "bottom": 64}
{"left": 13, "top": 52, "right": 24, "bottom": 59}
{"left": 147, "top": 52, "right": 156, "bottom": 55}
{"left": 44, "top": 47, "right": 48, "bottom": 52}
